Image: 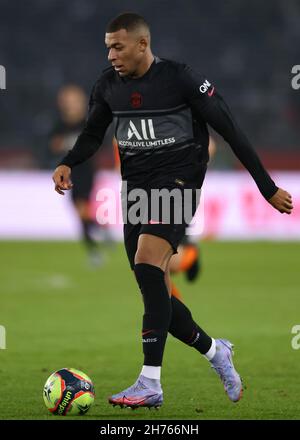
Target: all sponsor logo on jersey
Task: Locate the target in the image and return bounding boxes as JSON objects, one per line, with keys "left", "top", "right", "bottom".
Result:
{"left": 118, "top": 119, "right": 175, "bottom": 148}
{"left": 128, "top": 119, "right": 156, "bottom": 140}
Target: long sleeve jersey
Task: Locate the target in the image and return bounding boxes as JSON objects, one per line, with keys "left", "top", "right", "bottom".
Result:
{"left": 60, "top": 56, "right": 278, "bottom": 199}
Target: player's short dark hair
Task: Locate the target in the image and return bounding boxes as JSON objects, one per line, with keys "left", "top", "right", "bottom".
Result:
{"left": 106, "top": 12, "right": 150, "bottom": 34}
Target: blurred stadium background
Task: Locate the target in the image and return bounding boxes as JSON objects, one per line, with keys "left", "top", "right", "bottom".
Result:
{"left": 0, "top": 0, "right": 300, "bottom": 240}
{"left": 0, "top": 0, "right": 300, "bottom": 420}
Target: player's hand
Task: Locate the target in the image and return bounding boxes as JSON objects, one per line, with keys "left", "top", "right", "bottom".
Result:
{"left": 52, "top": 165, "right": 73, "bottom": 195}
{"left": 268, "top": 188, "right": 293, "bottom": 214}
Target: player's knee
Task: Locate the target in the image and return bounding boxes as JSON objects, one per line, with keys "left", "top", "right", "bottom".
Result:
{"left": 135, "top": 237, "right": 173, "bottom": 269}
{"left": 134, "top": 247, "right": 161, "bottom": 267}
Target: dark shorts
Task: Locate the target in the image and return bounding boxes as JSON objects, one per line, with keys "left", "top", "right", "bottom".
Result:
{"left": 123, "top": 168, "right": 206, "bottom": 269}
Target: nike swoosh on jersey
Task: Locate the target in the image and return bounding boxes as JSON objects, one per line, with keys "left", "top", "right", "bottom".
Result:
{"left": 208, "top": 87, "right": 215, "bottom": 97}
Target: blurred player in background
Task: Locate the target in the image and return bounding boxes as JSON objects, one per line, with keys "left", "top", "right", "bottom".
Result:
{"left": 48, "top": 84, "right": 102, "bottom": 266}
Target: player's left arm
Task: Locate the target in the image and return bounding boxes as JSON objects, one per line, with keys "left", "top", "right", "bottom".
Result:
{"left": 181, "top": 66, "right": 293, "bottom": 214}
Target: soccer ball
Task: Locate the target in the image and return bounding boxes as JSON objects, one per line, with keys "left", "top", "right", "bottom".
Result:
{"left": 43, "top": 368, "right": 95, "bottom": 415}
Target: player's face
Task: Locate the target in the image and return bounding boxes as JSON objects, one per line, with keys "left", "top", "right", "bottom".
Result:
{"left": 105, "top": 29, "right": 146, "bottom": 78}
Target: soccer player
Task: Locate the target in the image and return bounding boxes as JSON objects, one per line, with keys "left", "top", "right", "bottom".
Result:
{"left": 48, "top": 84, "right": 103, "bottom": 266}
{"left": 52, "top": 13, "right": 293, "bottom": 409}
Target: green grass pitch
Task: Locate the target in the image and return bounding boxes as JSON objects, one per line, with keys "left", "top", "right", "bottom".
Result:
{"left": 0, "top": 241, "right": 299, "bottom": 420}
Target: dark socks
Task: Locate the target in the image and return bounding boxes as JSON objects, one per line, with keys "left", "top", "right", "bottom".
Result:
{"left": 81, "top": 219, "right": 97, "bottom": 249}
{"left": 134, "top": 263, "right": 212, "bottom": 369}
{"left": 169, "top": 296, "right": 212, "bottom": 354}
{"left": 134, "top": 263, "right": 171, "bottom": 366}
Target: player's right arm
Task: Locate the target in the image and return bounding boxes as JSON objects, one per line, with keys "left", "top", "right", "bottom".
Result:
{"left": 52, "top": 80, "right": 113, "bottom": 195}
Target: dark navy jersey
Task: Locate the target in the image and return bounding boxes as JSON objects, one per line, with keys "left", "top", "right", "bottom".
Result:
{"left": 60, "top": 56, "right": 277, "bottom": 199}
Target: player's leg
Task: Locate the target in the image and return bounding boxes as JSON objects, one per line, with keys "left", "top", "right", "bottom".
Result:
{"left": 109, "top": 232, "right": 172, "bottom": 409}
{"left": 165, "top": 266, "right": 212, "bottom": 354}
{"left": 73, "top": 197, "right": 103, "bottom": 266}
{"left": 166, "top": 261, "right": 243, "bottom": 403}
{"left": 73, "top": 198, "right": 95, "bottom": 246}
{"left": 169, "top": 235, "right": 201, "bottom": 282}
{"left": 109, "top": 183, "right": 242, "bottom": 407}
{"left": 110, "top": 230, "right": 241, "bottom": 407}
{"left": 182, "top": 243, "right": 200, "bottom": 282}
{"left": 71, "top": 163, "right": 103, "bottom": 266}
{"left": 134, "top": 233, "right": 173, "bottom": 367}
